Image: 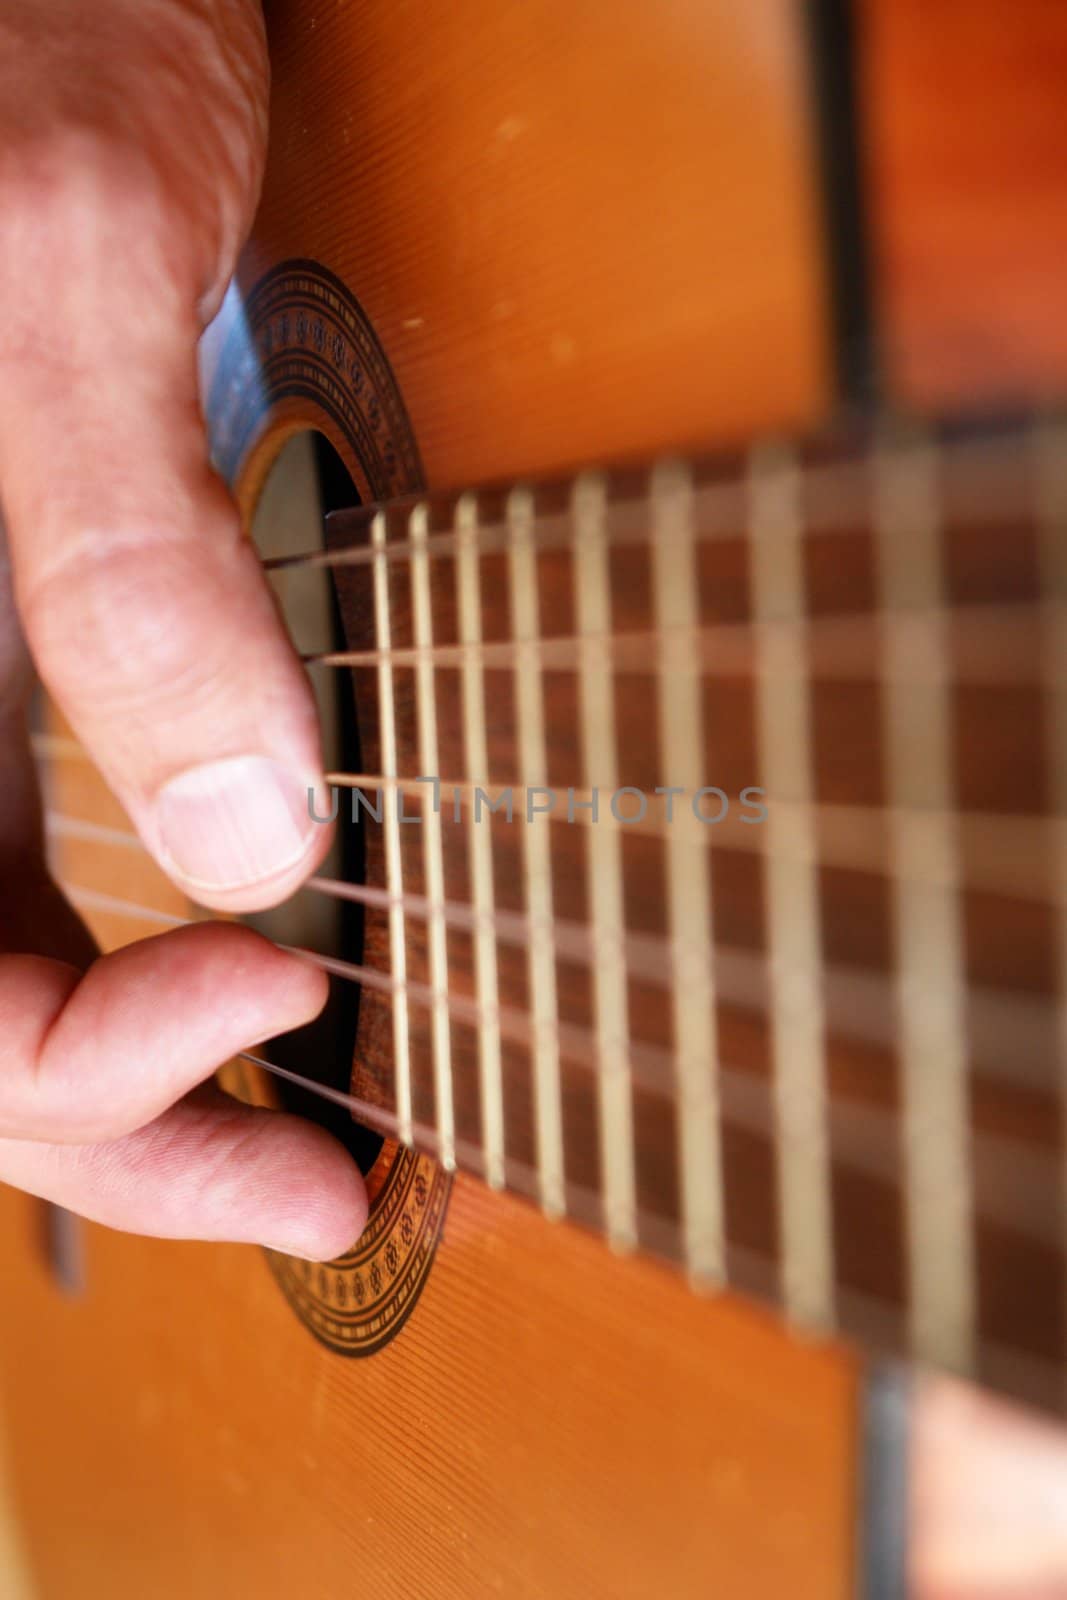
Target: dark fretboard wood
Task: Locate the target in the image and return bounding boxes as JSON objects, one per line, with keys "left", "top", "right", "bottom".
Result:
{"left": 310, "top": 408, "right": 1066, "bottom": 1415}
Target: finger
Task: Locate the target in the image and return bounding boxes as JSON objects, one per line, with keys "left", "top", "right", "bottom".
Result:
{"left": 0, "top": 923, "right": 330, "bottom": 1143}
{"left": 0, "top": 1084, "right": 368, "bottom": 1261}
{"left": 0, "top": 227, "right": 333, "bottom": 913}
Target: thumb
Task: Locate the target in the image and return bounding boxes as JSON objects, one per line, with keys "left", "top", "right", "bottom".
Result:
{"left": 0, "top": 290, "right": 333, "bottom": 914}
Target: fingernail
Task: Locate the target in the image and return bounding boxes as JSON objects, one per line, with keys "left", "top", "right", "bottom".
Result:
{"left": 155, "top": 754, "right": 316, "bottom": 891}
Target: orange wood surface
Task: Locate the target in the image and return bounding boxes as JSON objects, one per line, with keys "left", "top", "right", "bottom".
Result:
{"left": 0, "top": 1167, "right": 858, "bottom": 1600}
{"left": 0, "top": 4, "right": 865, "bottom": 1595}
{"left": 859, "top": 0, "right": 1067, "bottom": 408}
{"left": 236, "top": 0, "right": 833, "bottom": 487}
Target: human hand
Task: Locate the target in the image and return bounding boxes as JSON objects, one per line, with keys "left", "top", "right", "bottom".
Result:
{"left": 0, "top": 0, "right": 367, "bottom": 1258}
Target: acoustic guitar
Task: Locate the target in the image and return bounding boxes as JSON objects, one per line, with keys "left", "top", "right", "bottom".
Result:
{"left": 2, "top": 1, "right": 1066, "bottom": 1595}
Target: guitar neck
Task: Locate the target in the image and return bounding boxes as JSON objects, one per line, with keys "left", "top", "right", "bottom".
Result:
{"left": 288, "top": 407, "right": 1065, "bottom": 1414}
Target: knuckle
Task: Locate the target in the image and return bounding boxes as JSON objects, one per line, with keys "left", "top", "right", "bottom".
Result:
{"left": 20, "top": 528, "right": 231, "bottom": 719}
{"left": 2, "top": 125, "right": 165, "bottom": 245}
{"left": 0, "top": 134, "right": 191, "bottom": 366}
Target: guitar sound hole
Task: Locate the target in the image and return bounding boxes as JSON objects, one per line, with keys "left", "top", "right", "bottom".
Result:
{"left": 246, "top": 432, "right": 382, "bottom": 1178}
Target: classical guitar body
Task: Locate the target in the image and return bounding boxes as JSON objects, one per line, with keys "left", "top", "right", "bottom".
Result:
{"left": 2, "top": 3, "right": 1066, "bottom": 1597}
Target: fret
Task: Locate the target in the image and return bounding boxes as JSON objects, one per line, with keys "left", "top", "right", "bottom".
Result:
{"left": 317, "top": 767, "right": 1065, "bottom": 906}
{"left": 874, "top": 429, "right": 975, "bottom": 1375}
{"left": 54, "top": 845, "right": 1052, "bottom": 1099}
{"left": 456, "top": 494, "right": 506, "bottom": 1190}
{"left": 650, "top": 461, "right": 723, "bottom": 1285}
{"left": 748, "top": 445, "right": 834, "bottom": 1328}
{"left": 573, "top": 473, "right": 637, "bottom": 1250}
{"left": 507, "top": 487, "right": 566, "bottom": 1218}
{"left": 410, "top": 502, "right": 456, "bottom": 1171}
{"left": 284, "top": 430, "right": 1041, "bottom": 580}
{"left": 44, "top": 801, "right": 1067, "bottom": 927}
{"left": 370, "top": 509, "right": 413, "bottom": 1145}
{"left": 1034, "top": 415, "right": 1067, "bottom": 1409}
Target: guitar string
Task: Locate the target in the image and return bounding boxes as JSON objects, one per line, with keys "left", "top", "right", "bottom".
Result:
{"left": 248, "top": 1031, "right": 1067, "bottom": 1412}
{"left": 253, "top": 1036, "right": 1064, "bottom": 1416}
{"left": 58, "top": 878, "right": 712, "bottom": 1096}
{"left": 318, "top": 775, "right": 1060, "bottom": 867}
{"left": 38, "top": 786, "right": 1066, "bottom": 912}
{"left": 259, "top": 427, "right": 1042, "bottom": 577}
{"left": 52, "top": 876, "right": 1063, "bottom": 1255}
{"left": 41, "top": 809, "right": 1059, "bottom": 1088}
{"left": 37, "top": 422, "right": 1062, "bottom": 1286}
{"left": 229, "top": 1052, "right": 784, "bottom": 1271}
{"left": 294, "top": 603, "right": 1051, "bottom": 685}
{"left": 239, "top": 1039, "right": 1067, "bottom": 1415}
{"left": 27, "top": 416, "right": 1067, "bottom": 1388}
{"left": 36, "top": 421, "right": 1062, "bottom": 1143}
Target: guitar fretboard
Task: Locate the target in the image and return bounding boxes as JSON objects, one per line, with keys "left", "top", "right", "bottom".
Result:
{"left": 45, "top": 409, "right": 1067, "bottom": 1419}
{"left": 296, "top": 410, "right": 1066, "bottom": 1416}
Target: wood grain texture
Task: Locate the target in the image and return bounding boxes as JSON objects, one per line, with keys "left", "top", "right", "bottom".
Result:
{"left": 241, "top": 0, "right": 832, "bottom": 486}
{"left": 860, "top": 0, "right": 1067, "bottom": 406}
{"left": 0, "top": 1159, "right": 859, "bottom": 1599}
{"left": 0, "top": 1414, "right": 34, "bottom": 1600}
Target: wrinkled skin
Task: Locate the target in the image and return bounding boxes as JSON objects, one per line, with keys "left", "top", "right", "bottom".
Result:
{"left": 0, "top": 0, "right": 367, "bottom": 1257}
